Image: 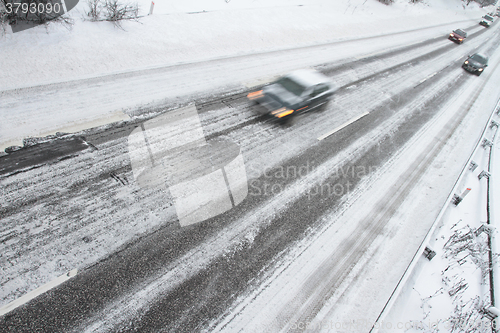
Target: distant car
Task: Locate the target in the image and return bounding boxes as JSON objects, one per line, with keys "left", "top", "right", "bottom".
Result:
{"left": 462, "top": 53, "right": 488, "bottom": 76}
{"left": 448, "top": 29, "right": 467, "bottom": 44}
{"left": 480, "top": 15, "right": 494, "bottom": 27}
{"left": 247, "top": 69, "right": 337, "bottom": 121}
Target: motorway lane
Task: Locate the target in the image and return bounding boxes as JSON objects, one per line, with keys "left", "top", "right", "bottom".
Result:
{"left": 1, "top": 21, "right": 500, "bottom": 332}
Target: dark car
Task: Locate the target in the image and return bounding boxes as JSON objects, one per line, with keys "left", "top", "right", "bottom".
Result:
{"left": 462, "top": 53, "right": 488, "bottom": 75}
{"left": 448, "top": 29, "right": 467, "bottom": 44}
{"left": 480, "top": 15, "right": 494, "bottom": 27}
{"left": 247, "top": 69, "right": 337, "bottom": 121}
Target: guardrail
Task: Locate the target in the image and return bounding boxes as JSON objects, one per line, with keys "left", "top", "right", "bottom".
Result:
{"left": 486, "top": 103, "right": 500, "bottom": 328}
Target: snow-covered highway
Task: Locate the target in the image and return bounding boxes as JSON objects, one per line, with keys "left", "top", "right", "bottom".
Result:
{"left": 1, "top": 1, "right": 500, "bottom": 332}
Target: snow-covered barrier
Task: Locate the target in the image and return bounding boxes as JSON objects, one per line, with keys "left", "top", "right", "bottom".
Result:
{"left": 489, "top": 100, "right": 500, "bottom": 325}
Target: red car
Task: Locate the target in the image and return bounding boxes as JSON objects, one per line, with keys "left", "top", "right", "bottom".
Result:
{"left": 448, "top": 29, "right": 467, "bottom": 44}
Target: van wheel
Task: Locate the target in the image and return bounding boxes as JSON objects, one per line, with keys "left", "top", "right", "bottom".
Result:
{"left": 317, "top": 101, "right": 330, "bottom": 112}
{"left": 281, "top": 115, "right": 296, "bottom": 126}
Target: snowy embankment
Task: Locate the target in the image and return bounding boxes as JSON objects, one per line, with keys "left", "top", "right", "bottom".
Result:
{"left": 0, "top": 0, "right": 490, "bottom": 150}
{"left": 0, "top": 0, "right": 485, "bottom": 89}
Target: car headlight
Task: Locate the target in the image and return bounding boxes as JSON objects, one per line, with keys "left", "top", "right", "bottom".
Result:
{"left": 464, "top": 61, "right": 469, "bottom": 64}
{"left": 478, "top": 68, "right": 483, "bottom": 71}
{"left": 459, "top": 38, "right": 463, "bottom": 41}
{"left": 450, "top": 33, "right": 453, "bottom": 37}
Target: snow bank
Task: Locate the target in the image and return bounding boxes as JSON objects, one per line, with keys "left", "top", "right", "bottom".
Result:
{"left": 0, "top": 0, "right": 488, "bottom": 90}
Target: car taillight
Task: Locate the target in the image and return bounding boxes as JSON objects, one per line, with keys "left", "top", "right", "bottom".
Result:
{"left": 271, "top": 107, "right": 294, "bottom": 118}
{"left": 276, "top": 110, "right": 294, "bottom": 118}
{"left": 247, "top": 90, "right": 263, "bottom": 100}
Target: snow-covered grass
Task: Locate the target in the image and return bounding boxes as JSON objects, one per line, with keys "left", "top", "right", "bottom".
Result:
{"left": 0, "top": 0, "right": 487, "bottom": 90}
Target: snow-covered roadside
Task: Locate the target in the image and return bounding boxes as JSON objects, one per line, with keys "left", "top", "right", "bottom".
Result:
{"left": 378, "top": 111, "right": 500, "bottom": 333}
{"left": 492, "top": 107, "right": 500, "bottom": 323}
{"left": 374, "top": 74, "right": 500, "bottom": 332}
{"left": 0, "top": 0, "right": 487, "bottom": 90}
